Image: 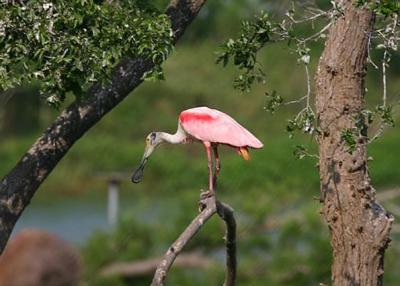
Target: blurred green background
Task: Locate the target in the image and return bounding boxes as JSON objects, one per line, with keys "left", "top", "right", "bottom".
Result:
{"left": 1, "top": 0, "right": 400, "bottom": 285}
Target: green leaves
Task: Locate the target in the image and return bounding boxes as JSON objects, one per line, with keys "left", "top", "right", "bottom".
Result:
{"left": 355, "top": 0, "right": 400, "bottom": 17}
{"left": 376, "top": 104, "right": 395, "bottom": 127}
{"left": 286, "top": 111, "right": 316, "bottom": 139}
{"left": 216, "top": 12, "right": 272, "bottom": 92}
{"left": 264, "top": 90, "right": 283, "bottom": 113}
{"left": 341, "top": 129, "right": 357, "bottom": 154}
{"left": 341, "top": 105, "right": 396, "bottom": 153}
{"left": 0, "top": 0, "right": 173, "bottom": 107}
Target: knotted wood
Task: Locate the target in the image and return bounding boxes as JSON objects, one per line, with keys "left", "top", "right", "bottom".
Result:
{"left": 315, "top": 1, "right": 393, "bottom": 285}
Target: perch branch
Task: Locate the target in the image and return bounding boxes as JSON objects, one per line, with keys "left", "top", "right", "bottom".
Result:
{"left": 150, "top": 195, "right": 217, "bottom": 286}
{"left": 151, "top": 194, "right": 237, "bottom": 286}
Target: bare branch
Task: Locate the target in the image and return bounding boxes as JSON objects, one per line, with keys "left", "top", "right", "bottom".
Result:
{"left": 368, "top": 124, "right": 385, "bottom": 144}
{"left": 299, "top": 22, "right": 332, "bottom": 44}
{"left": 150, "top": 196, "right": 217, "bottom": 286}
{"left": 367, "top": 32, "right": 379, "bottom": 69}
{"left": 382, "top": 49, "right": 388, "bottom": 107}
{"left": 304, "top": 64, "right": 313, "bottom": 114}
{"left": 151, "top": 195, "right": 237, "bottom": 286}
{"left": 284, "top": 95, "right": 307, "bottom": 106}
{"left": 286, "top": 9, "right": 328, "bottom": 24}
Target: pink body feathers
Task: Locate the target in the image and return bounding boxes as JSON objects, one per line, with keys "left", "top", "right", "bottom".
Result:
{"left": 179, "top": 107, "right": 263, "bottom": 150}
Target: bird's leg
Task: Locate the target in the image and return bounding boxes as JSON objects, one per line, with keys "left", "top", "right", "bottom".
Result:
{"left": 201, "top": 141, "right": 215, "bottom": 199}
{"left": 213, "top": 145, "right": 221, "bottom": 176}
{"left": 212, "top": 145, "right": 220, "bottom": 189}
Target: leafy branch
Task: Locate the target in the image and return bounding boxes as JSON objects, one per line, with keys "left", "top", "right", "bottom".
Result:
{"left": 215, "top": 12, "right": 271, "bottom": 92}
{"left": 217, "top": 1, "right": 399, "bottom": 156}
{"left": 366, "top": 11, "right": 398, "bottom": 142}
{"left": 356, "top": 0, "right": 400, "bottom": 17}
{"left": 215, "top": 3, "right": 332, "bottom": 151}
{"left": 0, "top": 0, "right": 173, "bottom": 107}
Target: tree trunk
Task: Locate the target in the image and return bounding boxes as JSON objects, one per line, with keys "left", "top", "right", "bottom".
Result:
{"left": 315, "top": 1, "right": 393, "bottom": 285}
{"left": 0, "top": 0, "right": 207, "bottom": 253}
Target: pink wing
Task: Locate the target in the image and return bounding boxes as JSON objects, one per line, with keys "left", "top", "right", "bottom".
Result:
{"left": 179, "top": 107, "right": 263, "bottom": 148}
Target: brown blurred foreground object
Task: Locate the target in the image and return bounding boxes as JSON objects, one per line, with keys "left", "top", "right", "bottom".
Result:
{"left": 0, "top": 229, "right": 82, "bottom": 286}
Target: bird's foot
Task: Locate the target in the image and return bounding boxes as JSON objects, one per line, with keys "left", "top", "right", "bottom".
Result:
{"left": 200, "top": 189, "right": 214, "bottom": 199}
{"left": 199, "top": 189, "right": 215, "bottom": 211}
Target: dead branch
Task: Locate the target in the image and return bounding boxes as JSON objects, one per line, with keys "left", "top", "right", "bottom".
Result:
{"left": 150, "top": 194, "right": 237, "bottom": 286}
{"left": 100, "top": 251, "right": 212, "bottom": 278}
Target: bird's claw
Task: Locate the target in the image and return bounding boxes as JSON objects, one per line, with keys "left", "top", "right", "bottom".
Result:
{"left": 200, "top": 189, "right": 214, "bottom": 200}
{"left": 198, "top": 189, "right": 215, "bottom": 211}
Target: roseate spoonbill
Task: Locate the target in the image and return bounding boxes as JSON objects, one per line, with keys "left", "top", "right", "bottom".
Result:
{"left": 131, "top": 107, "right": 263, "bottom": 192}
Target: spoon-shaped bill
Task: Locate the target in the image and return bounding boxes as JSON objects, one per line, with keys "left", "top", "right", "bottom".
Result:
{"left": 131, "top": 158, "right": 148, "bottom": 183}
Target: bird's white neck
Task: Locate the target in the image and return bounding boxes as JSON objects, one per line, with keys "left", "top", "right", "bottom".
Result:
{"left": 159, "top": 125, "right": 187, "bottom": 144}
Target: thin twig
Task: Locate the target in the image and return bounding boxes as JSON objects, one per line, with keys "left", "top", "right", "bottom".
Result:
{"left": 284, "top": 95, "right": 307, "bottom": 105}
{"left": 286, "top": 10, "right": 328, "bottom": 24}
{"left": 304, "top": 64, "right": 312, "bottom": 114}
{"left": 299, "top": 22, "right": 332, "bottom": 44}
{"left": 367, "top": 33, "right": 379, "bottom": 69}
{"left": 368, "top": 124, "right": 386, "bottom": 144}
{"left": 382, "top": 49, "right": 388, "bottom": 107}
{"left": 295, "top": 107, "right": 308, "bottom": 121}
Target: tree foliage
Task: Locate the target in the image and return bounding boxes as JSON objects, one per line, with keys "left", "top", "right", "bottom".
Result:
{"left": 356, "top": 0, "right": 400, "bottom": 16}
{"left": 0, "top": 0, "right": 173, "bottom": 107}
{"left": 217, "top": 1, "right": 399, "bottom": 155}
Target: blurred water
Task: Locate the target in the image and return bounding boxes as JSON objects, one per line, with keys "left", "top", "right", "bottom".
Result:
{"left": 12, "top": 190, "right": 177, "bottom": 245}
{"left": 13, "top": 198, "right": 108, "bottom": 245}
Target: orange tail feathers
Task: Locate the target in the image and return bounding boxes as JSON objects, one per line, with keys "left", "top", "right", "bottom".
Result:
{"left": 239, "top": 147, "right": 251, "bottom": 160}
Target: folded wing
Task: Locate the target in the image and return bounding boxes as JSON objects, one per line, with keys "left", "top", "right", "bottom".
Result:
{"left": 179, "top": 107, "right": 263, "bottom": 149}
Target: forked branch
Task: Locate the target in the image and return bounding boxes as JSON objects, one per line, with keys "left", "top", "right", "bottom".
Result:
{"left": 150, "top": 194, "right": 237, "bottom": 286}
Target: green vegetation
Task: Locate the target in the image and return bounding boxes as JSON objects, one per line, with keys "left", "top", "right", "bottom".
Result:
{"left": 0, "top": 0, "right": 172, "bottom": 106}
{"left": 1, "top": 1, "right": 400, "bottom": 285}
{"left": 2, "top": 41, "right": 399, "bottom": 285}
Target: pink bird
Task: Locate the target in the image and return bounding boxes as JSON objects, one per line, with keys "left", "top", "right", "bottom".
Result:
{"left": 131, "top": 107, "right": 263, "bottom": 192}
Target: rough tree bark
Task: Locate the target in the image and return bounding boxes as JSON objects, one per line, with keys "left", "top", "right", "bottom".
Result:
{"left": 0, "top": 0, "right": 207, "bottom": 253}
{"left": 315, "top": 1, "right": 393, "bottom": 285}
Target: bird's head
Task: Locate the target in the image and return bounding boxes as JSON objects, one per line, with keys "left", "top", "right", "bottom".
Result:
{"left": 131, "top": 132, "right": 163, "bottom": 183}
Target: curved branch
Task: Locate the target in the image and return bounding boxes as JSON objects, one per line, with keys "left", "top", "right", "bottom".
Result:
{"left": 216, "top": 201, "right": 236, "bottom": 286}
{"left": 150, "top": 196, "right": 237, "bottom": 286}
{"left": 150, "top": 196, "right": 217, "bottom": 286}
{"left": 0, "top": 0, "right": 207, "bottom": 253}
